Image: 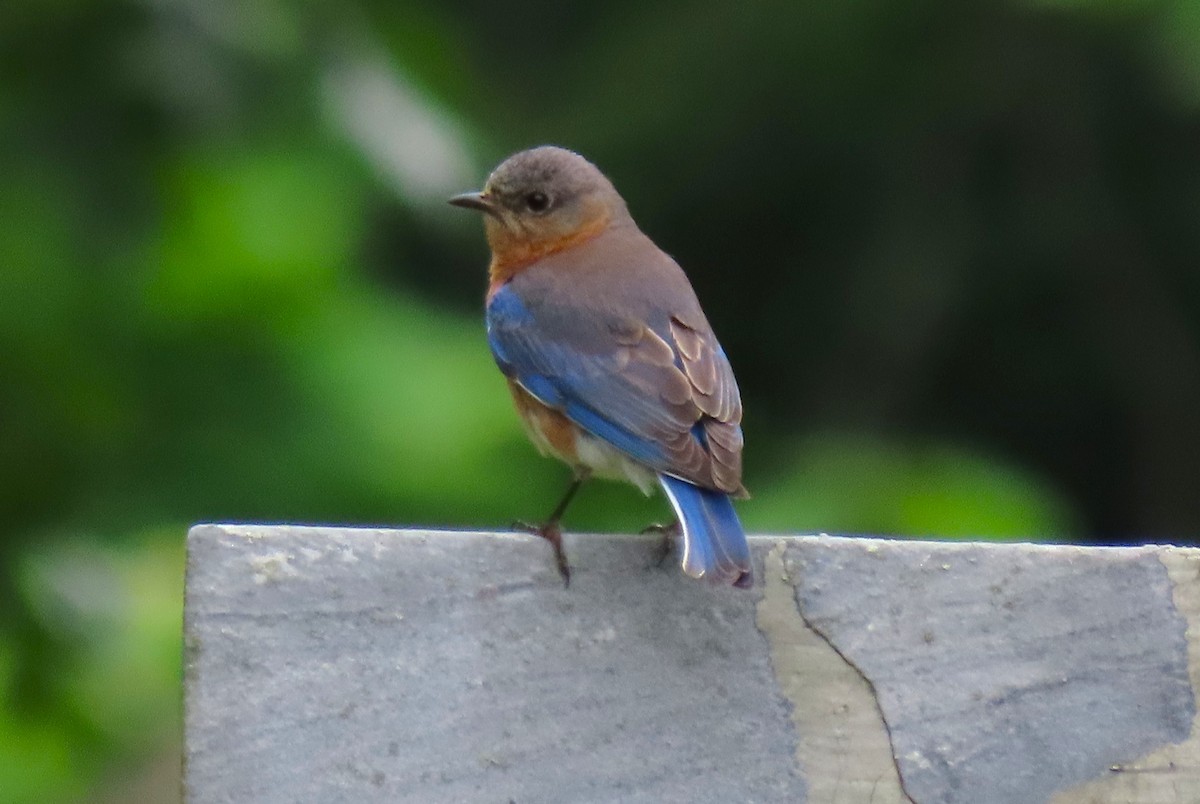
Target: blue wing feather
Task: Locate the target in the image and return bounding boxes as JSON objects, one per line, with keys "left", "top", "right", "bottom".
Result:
{"left": 488, "top": 283, "right": 670, "bottom": 466}
{"left": 563, "top": 401, "right": 664, "bottom": 466}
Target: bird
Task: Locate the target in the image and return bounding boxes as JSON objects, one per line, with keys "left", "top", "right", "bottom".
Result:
{"left": 450, "top": 146, "right": 751, "bottom": 588}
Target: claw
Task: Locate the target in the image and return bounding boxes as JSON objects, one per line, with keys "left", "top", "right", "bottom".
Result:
{"left": 511, "top": 474, "right": 587, "bottom": 588}
{"left": 512, "top": 520, "right": 571, "bottom": 587}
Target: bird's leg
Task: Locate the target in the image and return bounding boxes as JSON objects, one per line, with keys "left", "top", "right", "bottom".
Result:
{"left": 512, "top": 470, "right": 590, "bottom": 587}
{"left": 640, "top": 519, "right": 682, "bottom": 568}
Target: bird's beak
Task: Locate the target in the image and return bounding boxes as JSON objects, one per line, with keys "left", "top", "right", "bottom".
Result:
{"left": 448, "top": 191, "right": 497, "bottom": 217}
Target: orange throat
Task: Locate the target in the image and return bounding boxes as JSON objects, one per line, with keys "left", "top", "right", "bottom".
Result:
{"left": 486, "top": 215, "right": 609, "bottom": 299}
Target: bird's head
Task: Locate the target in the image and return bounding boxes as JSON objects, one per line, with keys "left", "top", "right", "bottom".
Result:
{"left": 450, "top": 146, "right": 628, "bottom": 262}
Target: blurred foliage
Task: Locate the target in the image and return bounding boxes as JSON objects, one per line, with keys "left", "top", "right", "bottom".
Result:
{"left": 1, "top": 0, "right": 1198, "bottom": 800}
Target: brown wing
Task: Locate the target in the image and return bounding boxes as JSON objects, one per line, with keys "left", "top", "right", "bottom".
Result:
{"left": 669, "top": 315, "right": 746, "bottom": 496}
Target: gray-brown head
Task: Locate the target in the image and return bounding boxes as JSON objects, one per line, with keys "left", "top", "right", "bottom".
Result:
{"left": 449, "top": 146, "right": 630, "bottom": 258}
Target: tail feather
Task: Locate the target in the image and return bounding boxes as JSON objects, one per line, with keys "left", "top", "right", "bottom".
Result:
{"left": 658, "top": 474, "right": 752, "bottom": 588}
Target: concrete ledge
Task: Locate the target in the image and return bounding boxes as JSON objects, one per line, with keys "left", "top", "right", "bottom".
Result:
{"left": 183, "top": 526, "right": 1200, "bottom": 803}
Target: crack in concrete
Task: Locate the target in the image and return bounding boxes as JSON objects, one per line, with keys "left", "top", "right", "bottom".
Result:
{"left": 797, "top": 590, "right": 916, "bottom": 804}
{"left": 756, "top": 540, "right": 916, "bottom": 804}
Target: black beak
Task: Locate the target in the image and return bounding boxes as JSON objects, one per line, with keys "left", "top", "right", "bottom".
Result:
{"left": 448, "top": 191, "right": 496, "bottom": 216}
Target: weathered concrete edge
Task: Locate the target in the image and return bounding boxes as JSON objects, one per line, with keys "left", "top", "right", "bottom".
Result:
{"left": 186, "top": 522, "right": 1191, "bottom": 556}
{"left": 183, "top": 525, "right": 1200, "bottom": 804}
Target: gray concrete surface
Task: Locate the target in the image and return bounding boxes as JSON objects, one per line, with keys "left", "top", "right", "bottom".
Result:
{"left": 184, "top": 526, "right": 1200, "bottom": 803}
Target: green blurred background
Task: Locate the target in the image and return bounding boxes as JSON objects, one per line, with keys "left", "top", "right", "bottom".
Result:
{"left": 3, "top": 0, "right": 1199, "bottom": 799}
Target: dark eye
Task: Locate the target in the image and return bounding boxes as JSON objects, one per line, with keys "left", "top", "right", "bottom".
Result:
{"left": 524, "top": 191, "right": 550, "bottom": 213}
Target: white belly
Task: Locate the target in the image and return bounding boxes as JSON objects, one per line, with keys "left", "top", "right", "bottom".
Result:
{"left": 572, "top": 429, "right": 658, "bottom": 495}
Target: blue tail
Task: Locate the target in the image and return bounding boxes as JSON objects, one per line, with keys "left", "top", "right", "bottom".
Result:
{"left": 658, "top": 474, "right": 753, "bottom": 588}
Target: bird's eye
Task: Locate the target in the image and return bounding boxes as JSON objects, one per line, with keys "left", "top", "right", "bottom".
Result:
{"left": 524, "top": 191, "right": 550, "bottom": 213}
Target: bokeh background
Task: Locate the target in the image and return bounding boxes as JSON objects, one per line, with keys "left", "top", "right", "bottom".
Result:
{"left": 4, "top": 0, "right": 1199, "bottom": 799}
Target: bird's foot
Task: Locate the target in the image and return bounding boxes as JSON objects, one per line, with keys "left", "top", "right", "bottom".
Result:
{"left": 512, "top": 520, "right": 571, "bottom": 587}
{"left": 640, "top": 520, "right": 682, "bottom": 569}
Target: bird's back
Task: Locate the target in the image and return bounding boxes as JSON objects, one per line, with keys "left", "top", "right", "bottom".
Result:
{"left": 513, "top": 222, "right": 707, "bottom": 331}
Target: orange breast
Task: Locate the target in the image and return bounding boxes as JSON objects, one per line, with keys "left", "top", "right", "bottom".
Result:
{"left": 508, "top": 379, "right": 579, "bottom": 465}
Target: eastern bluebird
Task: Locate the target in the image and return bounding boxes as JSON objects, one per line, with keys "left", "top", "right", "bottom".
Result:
{"left": 450, "top": 146, "right": 751, "bottom": 588}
